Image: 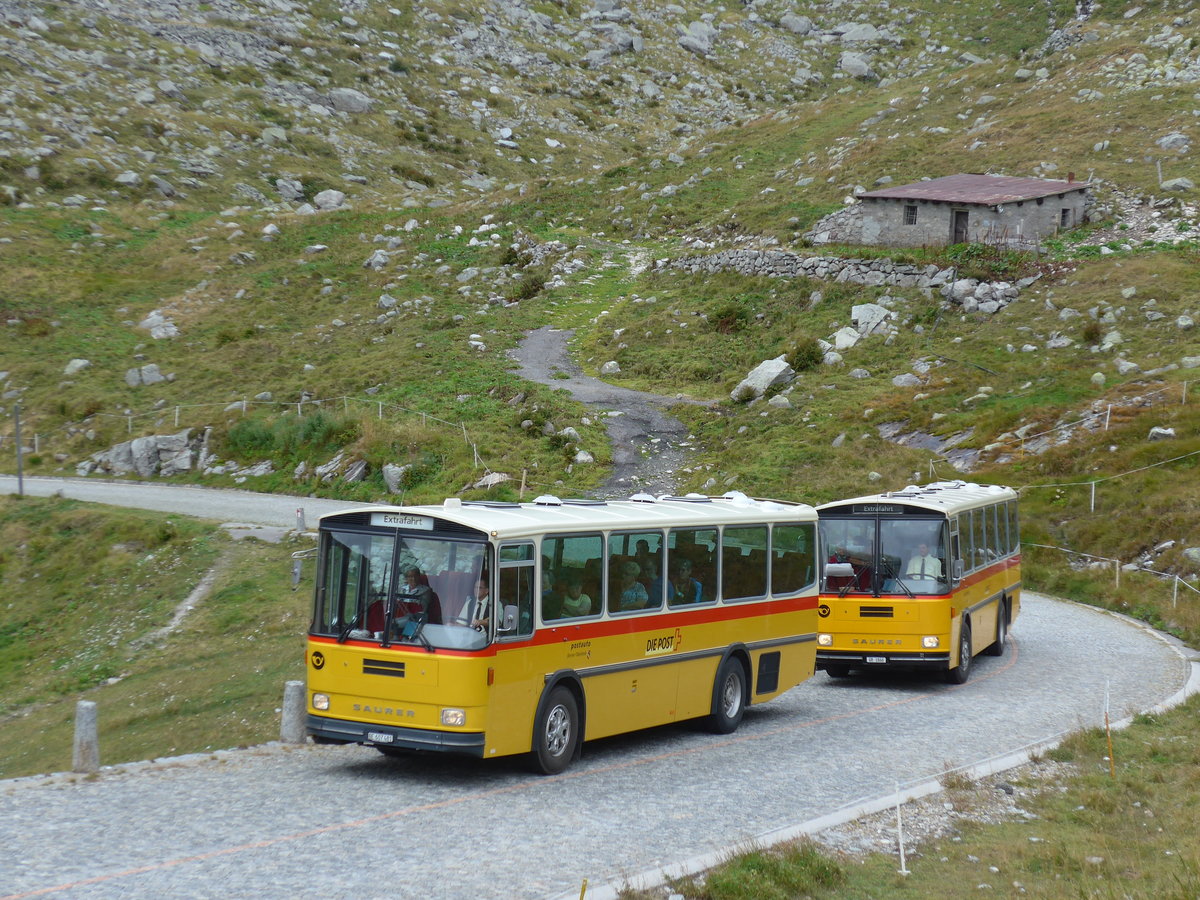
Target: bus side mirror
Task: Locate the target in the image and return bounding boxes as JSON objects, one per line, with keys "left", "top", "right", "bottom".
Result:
{"left": 501, "top": 605, "right": 518, "bottom": 632}
{"left": 953, "top": 559, "right": 964, "bottom": 579}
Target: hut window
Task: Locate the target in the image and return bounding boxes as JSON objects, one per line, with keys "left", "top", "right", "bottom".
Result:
{"left": 904, "top": 204, "right": 918, "bottom": 225}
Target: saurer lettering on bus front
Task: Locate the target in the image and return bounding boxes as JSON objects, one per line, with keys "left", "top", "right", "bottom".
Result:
{"left": 646, "top": 628, "right": 683, "bottom": 656}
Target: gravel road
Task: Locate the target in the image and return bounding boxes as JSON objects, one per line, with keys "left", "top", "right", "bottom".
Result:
{"left": 3, "top": 593, "right": 1195, "bottom": 900}
{"left": 508, "top": 326, "right": 716, "bottom": 497}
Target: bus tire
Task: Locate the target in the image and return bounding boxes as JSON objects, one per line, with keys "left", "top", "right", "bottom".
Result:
{"left": 984, "top": 601, "right": 1008, "bottom": 657}
{"left": 825, "top": 665, "right": 852, "bottom": 678}
{"left": 707, "top": 657, "right": 747, "bottom": 734}
{"left": 531, "top": 686, "right": 579, "bottom": 775}
{"left": 946, "top": 621, "right": 972, "bottom": 684}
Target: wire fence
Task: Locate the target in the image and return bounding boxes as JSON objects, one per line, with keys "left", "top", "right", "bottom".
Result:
{"left": 1023, "top": 541, "right": 1200, "bottom": 608}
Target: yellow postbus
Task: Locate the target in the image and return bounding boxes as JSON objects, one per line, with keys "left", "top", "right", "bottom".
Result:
{"left": 306, "top": 492, "right": 819, "bottom": 773}
{"left": 815, "top": 481, "right": 1020, "bottom": 684}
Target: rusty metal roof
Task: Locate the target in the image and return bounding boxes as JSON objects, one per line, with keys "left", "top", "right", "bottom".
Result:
{"left": 858, "top": 173, "right": 1088, "bottom": 205}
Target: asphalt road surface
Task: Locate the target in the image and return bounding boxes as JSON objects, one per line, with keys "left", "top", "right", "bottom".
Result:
{"left": 2, "top": 587, "right": 1195, "bottom": 900}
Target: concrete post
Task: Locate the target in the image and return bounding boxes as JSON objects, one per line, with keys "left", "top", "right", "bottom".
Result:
{"left": 280, "top": 680, "right": 307, "bottom": 744}
{"left": 73, "top": 700, "right": 99, "bottom": 773}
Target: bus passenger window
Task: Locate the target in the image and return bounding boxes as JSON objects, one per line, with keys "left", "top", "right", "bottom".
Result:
{"left": 722, "top": 525, "right": 768, "bottom": 600}
{"left": 772, "top": 523, "right": 816, "bottom": 594}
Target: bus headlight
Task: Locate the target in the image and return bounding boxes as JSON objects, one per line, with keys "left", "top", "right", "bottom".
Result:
{"left": 922, "top": 636, "right": 940, "bottom": 649}
{"left": 312, "top": 693, "right": 330, "bottom": 711}
{"left": 817, "top": 633, "right": 832, "bottom": 646}
{"left": 441, "top": 708, "right": 466, "bottom": 727}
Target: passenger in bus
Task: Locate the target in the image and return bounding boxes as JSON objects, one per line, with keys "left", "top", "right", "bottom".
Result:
{"left": 559, "top": 571, "right": 593, "bottom": 617}
{"left": 639, "top": 557, "right": 664, "bottom": 608}
{"left": 614, "top": 561, "right": 649, "bottom": 611}
{"left": 668, "top": 558, "right": 703, "bottom": 605}
{"left": 904, "top": 543, "right": 943, "bottom": 580}
{"left": 542, "top": 569, "right": 568, "bottom": 620}
{"left": 399, "top": 566, "right": 442, "bottom": 624}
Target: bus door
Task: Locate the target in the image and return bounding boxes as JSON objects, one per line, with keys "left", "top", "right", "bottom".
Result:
{"left": 488, "top": 542, "right": 538, "bottom": 754}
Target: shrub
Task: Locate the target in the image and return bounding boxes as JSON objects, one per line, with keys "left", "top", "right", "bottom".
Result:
{"left": 710, "top": 301, "right": 749, "bottom": 334}
{"left": 786, "top": 336, "right": 823, "bottom": 371}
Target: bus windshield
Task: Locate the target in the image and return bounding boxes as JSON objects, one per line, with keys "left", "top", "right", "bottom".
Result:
{"left": 313, "top": 529, "right": 492, "bottom": 651}
{"left": 820, "top": 517, "right": 949, "bottom": 596}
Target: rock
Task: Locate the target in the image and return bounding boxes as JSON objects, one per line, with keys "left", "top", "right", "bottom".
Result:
{"left": 892, "top": 373, "right": 922, "bottom": 388}
{"left": 779, "top": 14, "right": 813, "bottom": 34}
{"left": 678, "top": 21, "right": 716, "bottom": 55}
{"left": 1181, "top": 356, "right": 1200, "bottom": 369}
{"left": 730, "top": 355, "right": 795, "bottom": 402}
{"left": 838, "top": 51, "right": 877, "bottom": 80}
{"left": 1183, "top": 548, "right": 1200, "bottom": 566}
{"left": 314, "top": 189, "right": 346, "bottom": 210}
{"left": 1161, "top": 177, "right": 1194, "bottom": 191}
{"left": 382, "top": 463, "right": 412, "bottom": 493}
{"left": 1148, "top": 426, "right": 1176, "bottom": 441}
{"left": 472, "top": 472, "right": 511, "bottom": 489}
{"left": 276, "top": 178, "right": 305, "bottom": 201}
{"left": 767, "top": 395, "right": 792, "bottom": 409}
{"left": 832, "top": 327, "right": 861, "bottom": 351}
{"left": 574, "top": 450, "right": 595, "bottom": 464}
{"left": 1114, "top": 358, "right": 1141, "bottom": 375}
{"left": 328, "top": 88, "right": 373, "bottom": 113}
{"left": 63, "top": 358, "right": 91, "bottom": 376}
{"left": 342, "top": 460, "right": 368, "bottom": 483}
{"left": 1156, "top": 132, "right": 1190, "bottom": 151}
{"left": 1091, "top": 372, "right": 1106, "bottom": 387}
{"left": 852, "top": 303, "right": 893, "bottom": 335}
{"left": 601, "top": 361, "right": 622, "bottom": 375}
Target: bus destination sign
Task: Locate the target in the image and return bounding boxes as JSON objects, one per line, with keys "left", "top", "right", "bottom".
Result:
{"left": 852, "top": 503, "right": 905, "bottom": 515}
{"left": 371, "top": 512, "right": 435, "bottom": 530}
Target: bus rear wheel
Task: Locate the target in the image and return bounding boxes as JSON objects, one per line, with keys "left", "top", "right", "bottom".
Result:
{"left": 984, "top": 602, "right": 1008, "bottom": 657}
{"left": 707, "top": 657, "right": 747, "bottom": 734}
{"left": 532, "top": 686, "right": 579, "bottom": 775}
{"left": 946, "top": 622, "right": 972, "bottom": 684}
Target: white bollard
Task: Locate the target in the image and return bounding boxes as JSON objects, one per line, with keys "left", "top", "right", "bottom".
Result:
{"left": 280, "top": 680, "right": 307, "bottom": 744}
{"left": 73, "top": 700, "right": 100, "bottom": 774}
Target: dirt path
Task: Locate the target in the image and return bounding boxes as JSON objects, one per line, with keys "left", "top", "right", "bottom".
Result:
{"left": 508, "top": 327, "right": 715, "bottom": 498}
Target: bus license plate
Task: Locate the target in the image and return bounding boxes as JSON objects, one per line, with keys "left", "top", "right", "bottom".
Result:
{"left": 367, "top": 732, "right": 394, "bottom": 743}
{"left": 865, "top": 656, "right": 886, "bottom": 664}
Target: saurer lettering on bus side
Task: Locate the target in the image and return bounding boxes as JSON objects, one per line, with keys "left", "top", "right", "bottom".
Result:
{"left": 646, "top": 628, "right": 683, "bottom": 656}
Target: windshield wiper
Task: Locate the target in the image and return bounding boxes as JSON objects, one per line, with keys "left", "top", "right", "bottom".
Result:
{"left": 882, "top": 557, "right": 914, "bottom": 598}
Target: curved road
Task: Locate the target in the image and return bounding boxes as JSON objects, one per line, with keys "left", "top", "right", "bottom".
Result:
{"left": 2, "top": 481, "right": 1198, "bottom": 898}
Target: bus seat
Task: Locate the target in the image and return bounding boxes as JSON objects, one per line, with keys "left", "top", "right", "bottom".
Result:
{"left": 366, "top": 601, "right": 385, "bottom": 633}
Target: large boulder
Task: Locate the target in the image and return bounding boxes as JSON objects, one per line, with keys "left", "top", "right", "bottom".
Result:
{"left": 731, "top": 355, "right": 795, "bottom": 402}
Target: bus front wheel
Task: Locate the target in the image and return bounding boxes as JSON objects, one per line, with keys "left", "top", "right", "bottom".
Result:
{"left": 532, "top": 686, "right": 579, "bottom": 775}
{"left": 707, "top": 657, "right": 747, "bottom": 734}
{"left": 946, "top": 622, "right": 972, "bottom": 684}
{"left": 825, "top": 665, "right": 852, "bottom": 678}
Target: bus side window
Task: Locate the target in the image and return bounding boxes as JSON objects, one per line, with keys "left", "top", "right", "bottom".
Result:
{"left": 771, "top": 523, "right": 816, "bottom": 593}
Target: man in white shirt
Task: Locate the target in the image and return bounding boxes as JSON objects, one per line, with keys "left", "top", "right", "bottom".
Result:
{"left": 905, "top": 543, "right": 942, "bottom": 579}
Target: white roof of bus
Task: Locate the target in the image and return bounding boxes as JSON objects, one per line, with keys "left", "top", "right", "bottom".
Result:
{"left": 815, "top": 481, "right": 1017, "bottom": 516}
{"left": 320, "top": 492, "right": 816, "bottom": 539}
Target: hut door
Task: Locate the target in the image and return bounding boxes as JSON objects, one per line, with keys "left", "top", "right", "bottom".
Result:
{"left": 951, "top": 210, "right": 969, "bottom": 244}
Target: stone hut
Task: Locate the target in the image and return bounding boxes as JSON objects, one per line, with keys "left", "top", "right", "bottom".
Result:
{"left": 855, "top": 173, "right": 1091, "bottom": 248}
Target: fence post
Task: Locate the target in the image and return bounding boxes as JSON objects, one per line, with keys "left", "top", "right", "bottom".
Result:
{"left": 1104, "top": 405, "right": 1111, "bottom": 431}
{"left": 280, "top": 681, "right": 306, "bottom": 744}
{"left": 1173, "top": 576, "right": 1179, "bottom": 609}
{"left": 378, "top": 401, "right": 383, "bottom": 420}
{"left": 175, "top": 406, "right": 180, "bottom": 427}
{"left": 1114, "top": 559, "right": 1120, "bottom": 589}
{"left": 73, "top": 700, "right": 100, "bottom": 774}
{"left": 127, "top": 415, "right": 132, "bottom": 434}
{"left": 1090, "top": 481, "right": 1096, "bottom": 512}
